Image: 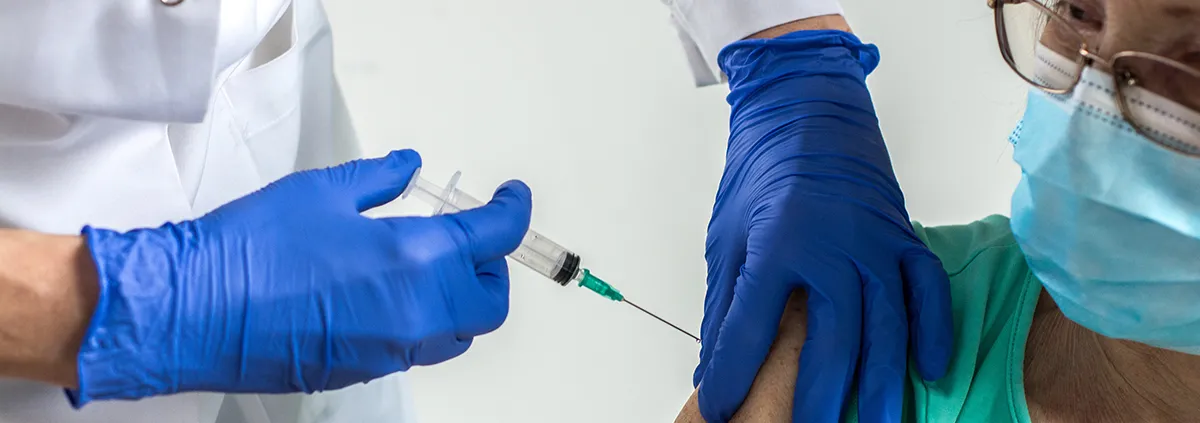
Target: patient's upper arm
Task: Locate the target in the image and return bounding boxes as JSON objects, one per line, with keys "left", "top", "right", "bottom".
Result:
{"left": 675, "top": 291, "right": 809, "bottom": 423}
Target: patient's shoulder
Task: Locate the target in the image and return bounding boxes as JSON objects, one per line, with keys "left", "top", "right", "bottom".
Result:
{"left": 907, "top": 216, "right": 1040, "bottom": 423}
{"left": 912, "top": 215, "right": 1025, "bottom": 277}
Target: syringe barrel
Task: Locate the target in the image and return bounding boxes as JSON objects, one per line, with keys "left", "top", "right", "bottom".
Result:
{"left": 512, "top": 231, "right": 580, "bottom": 285}
{"left": 408, "top": 175, "right": 581, "bottom": 285}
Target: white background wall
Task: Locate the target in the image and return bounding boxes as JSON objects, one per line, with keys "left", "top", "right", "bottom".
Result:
{"left": 325, "top": 1, "right": 1026, "bottom": 421}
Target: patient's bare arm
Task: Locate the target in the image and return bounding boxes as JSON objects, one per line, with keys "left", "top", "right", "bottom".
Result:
{"left": 675, "top": 291, "right": 808, "bottom": 423}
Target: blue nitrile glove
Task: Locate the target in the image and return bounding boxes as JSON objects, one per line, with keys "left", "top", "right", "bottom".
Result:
{"left": 68, "top": 149, "right": 532, "bottom": 406}
{"left": 695, "top": 31, "right": 953, "bottom": 423}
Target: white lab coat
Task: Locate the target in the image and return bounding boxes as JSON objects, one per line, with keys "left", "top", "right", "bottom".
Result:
{"left": 0, "top": 0, "right": 413, "bottom": 422}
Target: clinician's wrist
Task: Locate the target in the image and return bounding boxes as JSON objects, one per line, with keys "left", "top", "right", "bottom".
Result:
{"left": 0, "top": 231, "right": 97, "bottom": 389}
{"left": 747, "top": 14, "right": 852, "bottom": 39}
{"left": 56, "top": 235, "right": 99, "bottom": 389}
{"left": 667, "top": 0, "right": 845, "bottom": 86}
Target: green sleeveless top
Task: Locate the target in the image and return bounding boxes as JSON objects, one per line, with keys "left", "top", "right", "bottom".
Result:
{"left": 845, "top": 215, "right": 1040, "bottom": 423}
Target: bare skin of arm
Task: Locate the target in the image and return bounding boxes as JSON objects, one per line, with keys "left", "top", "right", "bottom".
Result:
{"left": 748, "top": 14, "right": 852, "bottom": 38}
{"left": 0, "top": 229, "right": 98, "bottom": 388}
{"left": 675, "top": 291, "right": 807, "bottom": 423}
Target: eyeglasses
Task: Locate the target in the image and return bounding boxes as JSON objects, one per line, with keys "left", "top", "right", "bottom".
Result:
{"left": 989, "top": 0, "right": 1200, "bottom": 154}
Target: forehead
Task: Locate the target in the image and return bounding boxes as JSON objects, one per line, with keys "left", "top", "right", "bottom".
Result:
{"left": 1104, "top": 0, "right": 1200, "bottom": 19}
{"left": 1079, "top": 0, "right": 1200, "bottom": 50}
{"left": 1156, "top": 0, "right": 1200, "bottom": 16}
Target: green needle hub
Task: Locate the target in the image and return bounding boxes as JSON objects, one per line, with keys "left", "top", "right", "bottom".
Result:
{"left": 578, "top": 268, "right": 624, "bottom": 302}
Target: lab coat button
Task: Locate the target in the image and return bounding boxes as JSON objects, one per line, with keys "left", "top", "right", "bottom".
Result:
{"left": 161, "top": 0, "right": 184, "bottom": 5}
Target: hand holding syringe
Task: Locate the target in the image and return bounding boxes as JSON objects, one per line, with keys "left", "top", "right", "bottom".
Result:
{"left": 403, "top": 171, "right": 699, "bottom": 342}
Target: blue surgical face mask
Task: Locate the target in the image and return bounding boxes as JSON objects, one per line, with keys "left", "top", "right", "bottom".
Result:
{"left": 1009, "top": 55, "right": 1200, "bottom": 354}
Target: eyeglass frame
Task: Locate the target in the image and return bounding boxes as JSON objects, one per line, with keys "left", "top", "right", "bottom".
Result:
{"left": 988, "top": 0, "right": 1200, "bottom": 153}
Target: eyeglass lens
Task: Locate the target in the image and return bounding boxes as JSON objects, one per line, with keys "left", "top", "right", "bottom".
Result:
{"left": 999, "top": 0, "right": 1200, "bottom": 150}
{"left": 999, "top": 0, "right": 1089, "bottom": 91}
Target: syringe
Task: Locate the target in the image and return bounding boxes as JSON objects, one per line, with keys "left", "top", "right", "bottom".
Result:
{"left": 402, "top": 171, "right": 699, "bottom": 343}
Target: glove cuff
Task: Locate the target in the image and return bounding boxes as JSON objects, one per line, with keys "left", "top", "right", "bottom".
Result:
{"left": 666, "top": 0, "right": 844, "bottom": 87}
{"left": 67, "top": 225, "right": 185, "bottom": 407}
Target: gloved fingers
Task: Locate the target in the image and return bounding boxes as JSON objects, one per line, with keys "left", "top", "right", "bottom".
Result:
{"left": 453, "top": 258, "right": 511, "bottom": 338}
{"left": 695, "top": 238, "right": 744, "bottom": 387}
{"left": 791, "top": 270, "right": 863, "bottom": 423}
{"left": 443, "top": 180, "right": 532, "bottom": 263}
{"left": 407, "top": 335, "right": 473, "bottom": 367}
{"left": 694, "top": 283, "right": 734, "bottom": 387}
{"left": 902, "top": 250, "right": 953, "bottom": 381}
{"left": 855, "top": 263, "right": 908, "bottom": 423}
{"left": 320, "top": 149, "right": 423, "bottom": 212}
{"left": 696, "top": 270, "right": 791, "bottom": 423}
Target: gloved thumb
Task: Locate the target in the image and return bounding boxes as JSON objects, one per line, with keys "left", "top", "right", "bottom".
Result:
{"left": 443, "top": 180, "right": 533, "bottom": 263}
{"left": 902, "top": 249, "right": 953, "bottom": 381}
{"left": 320, "top": 149, "right": 423, "bottom": 212}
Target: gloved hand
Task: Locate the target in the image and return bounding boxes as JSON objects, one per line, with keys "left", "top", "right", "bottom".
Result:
{"left": 68, "top": 150, "right": 532, "bottom": 406}
{"left": 695, "top": 31, "right": 953, "bottom": 422}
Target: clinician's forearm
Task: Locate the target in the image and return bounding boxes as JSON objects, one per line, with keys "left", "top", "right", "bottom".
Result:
{"left": 0, "top": 229, "right": 98, "bottom": 388}
{"left": 747, "top": 14, "right": 852, "bottom": 39}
